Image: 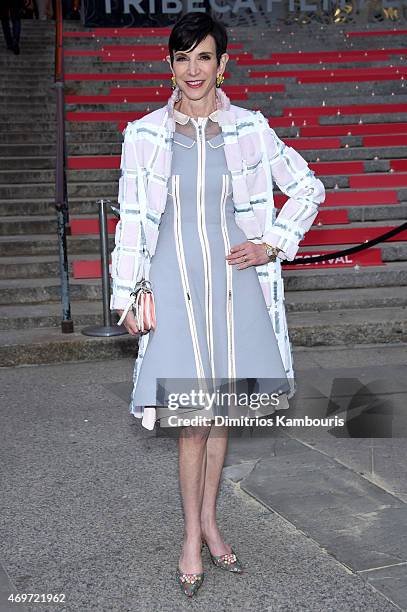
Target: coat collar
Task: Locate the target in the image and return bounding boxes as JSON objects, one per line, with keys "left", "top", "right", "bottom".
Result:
{"left": 165, "top": 85, "right": 233, "bottom": 132}
{"left": 173, "top": 107, "right": 220, "bottom": 124}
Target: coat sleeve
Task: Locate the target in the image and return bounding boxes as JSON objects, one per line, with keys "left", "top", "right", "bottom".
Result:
{"left": 257, "top": 112, "right": 326, "bottom": 262}
{"left": 110, "top": 122, "right": 142, "bottom": 311}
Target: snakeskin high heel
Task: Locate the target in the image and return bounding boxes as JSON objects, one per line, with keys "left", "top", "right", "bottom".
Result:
{"left": 201, "top": 539, "right": 243, "bottom": 574}
{"left": 175, "top": 567, "right": 205, "bottom": 597}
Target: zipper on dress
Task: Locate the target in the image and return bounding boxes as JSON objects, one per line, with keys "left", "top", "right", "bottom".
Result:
{"left": 227, "top": 288, "right": 236, "bottom": 396}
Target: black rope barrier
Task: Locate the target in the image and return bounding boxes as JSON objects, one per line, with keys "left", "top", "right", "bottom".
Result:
{"left": 283, "top": 220, "right": 407, "bottom": 265}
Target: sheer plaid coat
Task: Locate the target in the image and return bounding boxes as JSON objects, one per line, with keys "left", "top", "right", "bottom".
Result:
{"left": 110, "top": 86, "right": 326, "bottom": 430}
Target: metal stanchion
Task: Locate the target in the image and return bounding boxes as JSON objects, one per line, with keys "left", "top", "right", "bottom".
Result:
{"left": 82, "top": 199, "right": 128, "bottom": 337}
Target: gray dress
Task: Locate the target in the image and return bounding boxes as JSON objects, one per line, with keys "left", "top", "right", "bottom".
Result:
{"left": 132, "top": 110, "right": 291, "bottom": 426}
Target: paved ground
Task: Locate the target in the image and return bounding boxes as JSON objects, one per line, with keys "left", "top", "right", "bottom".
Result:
{"left": 0, "top": 343, "right": 406, "bottom": 612}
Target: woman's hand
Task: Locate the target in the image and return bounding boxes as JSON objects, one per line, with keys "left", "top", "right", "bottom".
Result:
{"left": 116, "top": 310, "right": 140, "bottom": 336}
{"left": 226, "top": 241, "right": 278, "bottom": 269}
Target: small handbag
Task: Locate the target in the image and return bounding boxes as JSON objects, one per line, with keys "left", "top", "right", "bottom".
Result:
{"left": 117, "top": 216, "right": 156, "bottom": 334}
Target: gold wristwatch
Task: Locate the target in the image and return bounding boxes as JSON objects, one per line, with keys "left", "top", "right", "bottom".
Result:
{"left": 262, "top": 242, "right": 280, "bottom": 262}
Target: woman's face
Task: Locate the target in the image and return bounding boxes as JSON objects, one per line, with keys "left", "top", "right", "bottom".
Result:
{"left": 167, "top": 35, "right": 228, "bottom": 103}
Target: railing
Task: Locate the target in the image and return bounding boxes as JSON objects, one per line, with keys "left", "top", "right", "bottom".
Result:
{"left": 55, "top": 0, "right": 74, "bottom": 333}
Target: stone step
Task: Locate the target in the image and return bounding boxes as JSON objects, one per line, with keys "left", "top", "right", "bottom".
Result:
{"left": 1, "top": 189, "right": 406, "bottom": 218}
{"left": 0, "top": 253, "right": 101, "bottom": 279}
{"left": 0, "top": 326, "right": 136, "bottom": 367}
{"left": 62, "top": 34, "right": 406, "bottom": 46}
{"left": 0, "top": 104, "right": 55, "bottom": 113}
{"left": 1, "top": 211, "right": 405, "bottom": 236}
{"left": 0, "top": 227, "right": 405, "bottom": 277}
{"left": 281, "top": 260, "right": 407, "bottom": 291}
{"left": 0, "top": 112, "right": 57, "bottom": 122}
{"left": 5, "top": 136, "right": 407, "bottom": 160}
{"left": 3, "top": 167, "right": 406, "bottom": 188}
{"left": 1, "top": 280, "right": 406, "bottom": 331}
{"left": 0, "top": 88, "right": 52, "bottom": 97}
{"left": 0, "top": 307, "right": 405, "bottom": 367}
{"left": 4, "top": 158, "right": 407, "bottom": 184}
{"left": 4, "top": 65, "right": 403, "bottom": 84}
{"left": 80, "top": 140, "right": 400, "bottom": 161}
{"left": 3, "top": 95, "right": 405, "bottom": 119}
{"left": 62, "top": 57, "right": 406, "bottom": 69}
{"left": 1, "top": 81, "right": 55, "bottom": 89}
{"left": 0, "top": 61, "right": 54, "bottom": 66}
{"left": 0, "top": 263, "right": 406, "bottom": 305}
{"left": 0, "top": 300, "right": 118, "bottom": 330}
{"left": 3, "top": 142, "right": 407, "bottom": 167}
{"left": 4, "top": 88, "right": 405, "bottom": 108}
{"left": 0, "top": 277, "right": 102, "bottom": 305}
{"left": 0, "top": 156, "right": 56, "bottom": 170}
{"left": 0, "top": 238, "right": 406, "bottom": 280}
{"left": 63, "top": 81, "right": 406, "bottom": 99}
{"left": 0, "top": 124, "right": 56, "bottom": 134}
{"left": 0, "top": 234, "right": 109, "bottom": 256}
{"left": 1, "top": 122, "right": 119, "bottom": 134}
{"left": 0, "top": 181, "right": 115, "bottom": 199}
{"left": 286, "top": 305, "right": 407, "bottom": 346}
{"left": 0, "top": 280, "right": 406, "bottom": 330}
{"left": 285, "top": 285, "right": 407, "bottom": 312}
{"left": 0, "top": 145, "right": 57, "bottom": 156}
{"left": 5, "top": 169, "right": 406, "bottom": 200}
{"left": 64, "top": 93, "right": 407, "bottom": 113}
{"left": 1, "top": 109, "right": 407, "bottom": 127}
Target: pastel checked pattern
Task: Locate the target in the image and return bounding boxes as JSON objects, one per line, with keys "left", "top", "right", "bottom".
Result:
{"left": 110, "top": 86, "right": 326, "bottom": 430}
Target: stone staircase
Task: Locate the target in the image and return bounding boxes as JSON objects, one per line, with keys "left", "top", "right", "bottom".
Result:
{"left": 0, "top": 19, "right": 406, "bottom": 366}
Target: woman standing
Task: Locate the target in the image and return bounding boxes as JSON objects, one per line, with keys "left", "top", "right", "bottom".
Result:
{"left": 110, "top": 12, "right": 325, "bottom": 597}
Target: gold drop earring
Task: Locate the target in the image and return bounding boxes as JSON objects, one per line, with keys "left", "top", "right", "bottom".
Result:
{"left": 216, "top": 74, "right": 224, "bottom": 88}
{"left": 170, "top": 75, "right": 177, "bottom": 89}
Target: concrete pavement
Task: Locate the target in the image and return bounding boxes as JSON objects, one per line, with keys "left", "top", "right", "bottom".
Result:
{"left": 0, "top": 343, "right": 406, "bottom": 611}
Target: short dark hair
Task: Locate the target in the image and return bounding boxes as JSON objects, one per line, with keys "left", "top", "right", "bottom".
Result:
{"left": 168, "top": 12, "right": 228, "bottom": 66}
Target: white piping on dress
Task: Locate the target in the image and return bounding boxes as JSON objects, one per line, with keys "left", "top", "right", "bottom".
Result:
{"left": 194, "top": 118, "right": 216, "bottom": 382}
{"left": 220, "top": 173, "right": 236, "bottom": 390}
{"left": 172, "top": 174, "right": 206, "bottom": 381}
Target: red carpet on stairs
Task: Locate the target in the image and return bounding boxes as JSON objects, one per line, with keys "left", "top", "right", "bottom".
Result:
{"left": 300, "top": 123, "right": 407, "bottom": 136}
{"left": 363, "top": 135, "right": 407, "bottom": 147}
{"left": 237, "top": 49, "right": 407, "bottom": 65}
{"left": 64, "top": 27, "right": 407, "bottom": 276}
{"left": 66, "top": 111, "right": 146, "bottom": 122}
{"left": 64, "top": 27, "right": 173, "bottom": 37}
{"left": 350, "top": 174, "right": 407, "bottom": 188}
{"left": 346, "top": 30, "right": 407, "bottom": 37}
{"left": 250, "top": 67, "right": 407, "bottom": 79}
{"left": 283, "top": 104, "right": 407, "bottom": 116}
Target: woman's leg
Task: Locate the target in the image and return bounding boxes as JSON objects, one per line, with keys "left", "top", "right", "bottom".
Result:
{"left": 178, "top": 424, "right": 211, "bottom": 573}
{"left": 200, "top": 425, "right": 233, "bottom": 555}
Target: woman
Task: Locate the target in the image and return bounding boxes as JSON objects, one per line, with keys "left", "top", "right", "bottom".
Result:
{"left": 110, "top": 12, "right": 325, "bottom": 597}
